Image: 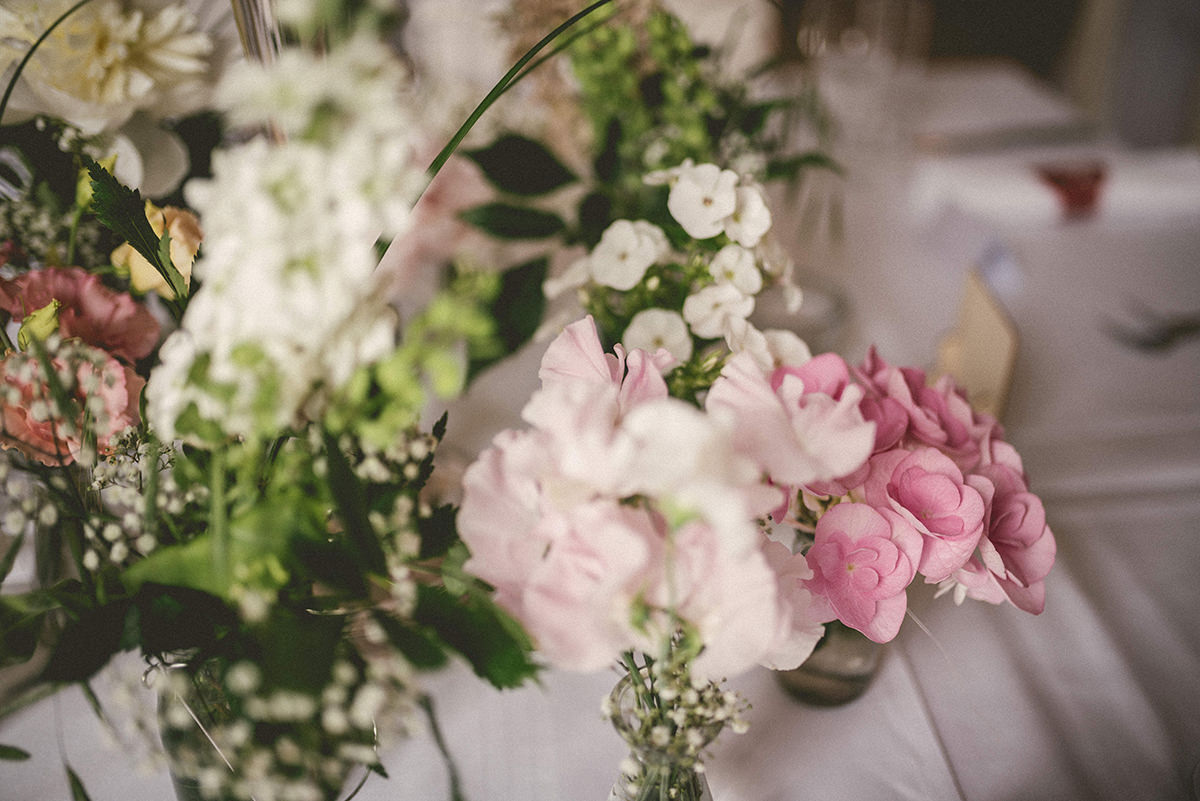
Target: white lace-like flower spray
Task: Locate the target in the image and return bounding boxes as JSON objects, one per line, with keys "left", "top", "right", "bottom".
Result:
{"left": 146, "top": 33, "right": 425, "bottom": 444}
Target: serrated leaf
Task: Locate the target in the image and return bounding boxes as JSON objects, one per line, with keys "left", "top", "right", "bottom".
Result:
{"left": 0, "top": 743, "right": 30, "bottom": 761}
{"left": 465, "top": 134, "right": 577, "bottom": 196}
{"left": 85, "top": 158, "right": 187, "bottom": 301}
{"left": 459, "top": 203, "right": 565, "bottom": 240}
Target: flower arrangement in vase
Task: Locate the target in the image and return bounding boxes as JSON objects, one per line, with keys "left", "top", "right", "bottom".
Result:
{"left": 452, "top": 3, "right": 1057, "bottom": 796}
{"left": 0, "top": 1, "right": 623, "bottom": 798}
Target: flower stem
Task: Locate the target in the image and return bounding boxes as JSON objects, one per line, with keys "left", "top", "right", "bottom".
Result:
{"left": 421, "top": 0, "right": 615, "bottom": 192}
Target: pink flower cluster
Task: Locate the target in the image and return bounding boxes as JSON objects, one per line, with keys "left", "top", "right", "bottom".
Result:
{"left": 0, "top": 267, "right": 158, "bottom": 465}
{"left": 723, "top": 347, "right": 1056, "bottom": 643}
{"left": 458, "top": 317, "right": 838, "bottom": 681}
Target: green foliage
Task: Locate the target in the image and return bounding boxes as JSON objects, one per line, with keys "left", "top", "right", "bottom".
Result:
{"left": 458, "top": 203, "right": 565, "bottom": 240}
{"left": 84, "top": 158, "right": 188, "bottom": 306}
{"left": 465, "top": 134, "right": 577, "bottom": 196}
{"left": 467, "top": 257, "right": 548, "bottom": 381}
{"left": 0, "top": 743, "right": 31, "bottom": 761}
{"left": 413, "top": 584, "right": 538, "bottom": 690}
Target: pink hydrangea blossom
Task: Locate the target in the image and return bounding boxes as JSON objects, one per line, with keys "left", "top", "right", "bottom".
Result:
{"left": 860, "top": 447, "right": 988, "bottom": 582}
{"left": 0, "top": 267, "right": 160, "bottom": 364}
{"left": 804, "top": 503, "right": 922, "bottom": 643}
{"left": 971, "top": 462, "right": 1057, "bottom": 613}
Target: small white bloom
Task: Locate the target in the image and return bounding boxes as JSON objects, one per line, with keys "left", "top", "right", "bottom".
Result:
{"left": 622, "top": 308, "right": 693, "bottom": 363}
{"left": 682, "top": 284, "right": 754, "bottom": 339}
{"left": 724, "top": 185, "right": 772, "bottom": 247}
{"left": 667, "top": 163, "right": 739, "bottom": 239}
{"left": 588, "top": 220, "right": 669, "bottom": 290}
{"left": 708, "top": 244, "right": 762, "bottom": 295}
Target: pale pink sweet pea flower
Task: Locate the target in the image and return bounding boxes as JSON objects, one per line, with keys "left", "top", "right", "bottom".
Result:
{"left": 519, "top": 501, "right": 662, "bottom": 672}
{"left": 537, "top": 315, "right": 673, "bottom": 412}
{"left": 861, "top": 447, "right": 988, "bottom": 582}
{"left": 760, "top": 540, "right": 826, "bottom": 670}
{"left": 706, "top": 351, "right": 875, "bottom": 487}
{"left": 666, "top": 162, "right": 740, "bottom": 239}
{"left": 666, "top": 516, "right": 785, "bottom": 682}
{"left": 804, "top": 502, "right": 922, "bottom": 642}
{"left": 459, "top": 428, "right": 560, "bottom": 608}
{"left": 0, "top": 266, "right": 160, "bottom": 363}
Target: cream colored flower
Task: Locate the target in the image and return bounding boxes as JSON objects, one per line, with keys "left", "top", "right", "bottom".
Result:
{"left": 111, "top": 201, "right": 201, "bottom": 299}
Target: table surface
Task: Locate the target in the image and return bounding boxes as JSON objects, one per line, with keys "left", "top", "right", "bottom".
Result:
{"left": 4, "top": 54, "right": 1200, "bottom": 801}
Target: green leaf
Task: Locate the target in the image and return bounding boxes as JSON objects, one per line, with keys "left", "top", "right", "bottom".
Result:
{"left": 465, "top": 134, "right": 577, "bottom": 196}
{"left": 413, "top": 585, "right": 537, "bottom": 689}
{"left": 321, "top": 432, "right": 388, "bottom": 576}
{"left": 0, "top": 743, "right": 30, "bottom": 761}
{"left": 765, "top": 150, "right": 842, "bottom": 181}
{"left": 85, "top": 158, "right": 187, "bottom": 300}
{"left": 416, "top": 504, "right": 458, "bottom": 560}
{"left": 459, "top": 203, "right": 565, "bottom": 240}
{"left": 0, "top": 531, "right": 25, "bottom": 585}
{"left": 41, "top": 600, "right": 129, "bottom": 683}
{"left": 371, "top": 614, "right": 448, "bottom": 670}
{"left": 467, "top": 257, "right": 548, "bottom": 381}
{"left": 65, "top": 763, "right": 94, "bottom": 801}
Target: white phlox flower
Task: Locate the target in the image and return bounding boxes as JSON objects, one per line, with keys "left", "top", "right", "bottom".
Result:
{"left": 725, "top": 184, "right": 772, "bottom": 247}
{"left": 665, "top": 162, "right": 739, "bottom": 240}
{"left": 622, "top": 308, "right": 693, "bottom": 363}
{"left": 682, "top": 283, "right": 754, "bottom": 340}
{"left": 588, "top": 219, "right": 670, "bottom": 290}
{"left": 708, "top": 244, "right": 762, "bottom": 295}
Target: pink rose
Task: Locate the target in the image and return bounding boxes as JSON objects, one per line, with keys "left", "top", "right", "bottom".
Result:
{"left": 0, "top": 267, "right": 160, "bottom": 364}
{"left": 0, "top": 343, "right": 143, "bottom": 466}
{"left": 861, "top": 447, "right": 988, "bottom": 582}
{"left": 706, "top": 351, "right": 875, "bottom": 487}
{"left": 804, "top": 503, "right": 922, "bottom": 643}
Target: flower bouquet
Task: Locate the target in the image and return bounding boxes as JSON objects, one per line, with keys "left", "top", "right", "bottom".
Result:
{"left": 0, "top": 0, "right": 640, "bottom": 797}
{"left": 448, "top": 5, "right": 1057, "bottom": 798}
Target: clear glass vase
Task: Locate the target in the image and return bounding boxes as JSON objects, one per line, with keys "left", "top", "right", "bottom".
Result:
{"left": 604, "top": 669, "right": 724, "bottom": 801}
{"left": 156, "top": 658, "right": 368, "bottom": 801}
{"left": 775, "top": 620, "right": 885, "bottom": 705}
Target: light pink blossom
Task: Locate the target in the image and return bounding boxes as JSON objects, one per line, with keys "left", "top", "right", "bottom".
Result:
{"left": 706, "top": 351, "right": 875, "bottom": 487}
{"left": 804, "top": 503, "right": 922, "bottom": 642}
{"left": 861, "top": 447, "right": 987, "bottom": 582}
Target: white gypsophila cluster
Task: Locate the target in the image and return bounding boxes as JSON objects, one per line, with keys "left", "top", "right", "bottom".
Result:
{"left": 146, "top": 37, "right": 425, "bottom": 443}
